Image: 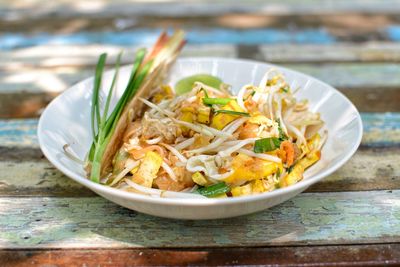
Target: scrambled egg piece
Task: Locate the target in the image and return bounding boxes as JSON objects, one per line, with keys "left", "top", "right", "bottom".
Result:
{"left": 224, "top": 153, "right": 282, "bottom": 185}
{"left": 211, "top": 100, "right": 244, "bottom": 130}
{"left": 192, "top": 171, "right": 209, "bottom": 186}
{"left": 280, "top": 133, "right": 322, "bottom": 187}
{"left": 248, "top": 114, "right": 275, "bottom": 126}
{"left": 280, "top": 150, "right": 320, "bottom": 187}
{"left": 231, "top": 178, "right": 275, "bottom": 197}
{"left": 132, "top": 151, "right": 162, "bottom": 187}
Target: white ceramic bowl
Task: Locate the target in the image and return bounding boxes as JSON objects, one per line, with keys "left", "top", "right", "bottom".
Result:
{"left": 38, "top": 57, "right": 362, "bottom": 219}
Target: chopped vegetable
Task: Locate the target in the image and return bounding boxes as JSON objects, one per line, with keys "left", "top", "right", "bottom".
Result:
{"left": 203, "top": 97, "right": 232, "bottom": 106}
{"left": 196, "top": 182, "right": 230, "bottom": 197}
{"left": 214, "top": 110, "right": 250, "bottom": 117}
{"left": 281, "top": 85, "right": 290, "bottom": 93}
{"left": 192, "top": 171, "right": 209, "bottom": 186}
{"left": 254, "top": 137, "right": 281, "bottom": 153}
{"left": 277, "top": 119, "right": 288, "bottom": 141}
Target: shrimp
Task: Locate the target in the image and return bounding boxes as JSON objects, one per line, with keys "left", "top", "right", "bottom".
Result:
{"left": 244, "top": 97, "right": 258, "bottom": 113}
{"left": 279, "top": 140, "right": 295, "bottom": 167}
{"left": 238, "top": 122, "right": 259, "bottom": 139}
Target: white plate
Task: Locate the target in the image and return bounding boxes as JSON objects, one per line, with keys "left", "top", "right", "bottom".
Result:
{"left": 38, "top": 57, "right": 363, "bottom": 219}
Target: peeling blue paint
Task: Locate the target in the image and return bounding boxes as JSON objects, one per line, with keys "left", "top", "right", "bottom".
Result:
{"left": 0, "top": 28, "right": 335, "bottom": 50}
{"left": 361, "top": 112, "right": 400, "bottom": 131}
{"left": 386, "top": 25, "right": 400, "bottom": 41}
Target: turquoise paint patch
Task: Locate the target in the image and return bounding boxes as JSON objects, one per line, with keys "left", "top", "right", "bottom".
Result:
{"left": 386, "top": 25, "right": 400, "bottom": 41}
{"left": 0, "top": 119, "right": 38, "bottom": 146}
{"left": 361, "top": 112, "right": 400, "bottom": 131}
{"left": 0, "top": 28, "right": 335, "bottom": 50}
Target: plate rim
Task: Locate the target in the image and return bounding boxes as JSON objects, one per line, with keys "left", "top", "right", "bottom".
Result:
{"left": 37, "top": 56, "right": 363, "bottom": 206}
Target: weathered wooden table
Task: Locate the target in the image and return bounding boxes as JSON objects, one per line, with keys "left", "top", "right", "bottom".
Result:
{"left": 1, "top": 1, "right": 399, "bottom": 266}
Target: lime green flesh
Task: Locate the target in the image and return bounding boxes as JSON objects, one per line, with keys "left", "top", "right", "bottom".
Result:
{"left": 175, "top": 74, "right": 222, "bottom": 95}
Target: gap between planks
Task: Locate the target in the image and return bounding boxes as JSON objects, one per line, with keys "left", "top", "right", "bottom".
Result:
{"left": 1, "top": 244, "right": 400, "bottom": 266}
{"left": 0, "top": 190, "right": 399, "bottom": 249}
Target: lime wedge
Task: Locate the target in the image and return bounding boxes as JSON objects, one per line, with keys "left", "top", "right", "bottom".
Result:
{"left": 175, "top": 74, "right": 222, "bottom": 95}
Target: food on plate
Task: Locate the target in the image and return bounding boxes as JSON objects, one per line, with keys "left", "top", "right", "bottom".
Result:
{"left": 80, "top": 30, "right": 327, "bottom": 198}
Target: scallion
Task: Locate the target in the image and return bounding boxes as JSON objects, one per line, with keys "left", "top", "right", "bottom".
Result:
{"left": 196, "top": 182, "right": 230, "bottom": 197}
{"left": 214, "top": 110, "right": 250, "bottom": 117}
{"left": 254, "top": 137, "right": 281, "bottom": 153}
{"left": 202, "top": 97, "right": 232, "bottom": 106}
{"left": 87, "top": 31, "right": 186, "bottom": 183}
{"left": 277, "top": 119, "right": 288, "bottom": 141}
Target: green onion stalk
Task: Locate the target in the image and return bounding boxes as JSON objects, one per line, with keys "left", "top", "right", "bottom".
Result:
{"left": 87, "top": 31, "right": 185, "bottom": 183}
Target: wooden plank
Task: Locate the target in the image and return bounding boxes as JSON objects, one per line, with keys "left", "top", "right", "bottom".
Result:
{"left": 3, "top": 43, "right": 400, "bottom": 70}
{"left": 4, "top": 13, "right": 400, "bottom": 47}
{"left": 3, "top": 0, "right": 400, "bottom": 21}
{"left": 0, "top": 190, "right": 399, "bottom": 248}
{"left": 0, "top": 14, "right": 399, "bottom": 45}
{"left": 341, "top": 87, "right": 400, "bottom": 113}
{"left": 0, "top": 161, "right": 95, "bottom": 197}
{"left": 0, "top": 28, "right": 336, "bottom": 51}
{"left": 258, "top": 43, "right": 400, "bottom": 63}
{"left": 0, "top": 44, "right": 237, "bottom": 69}
{"left": 283, "top": 63, "right": 400, "bottom": 90}
{"left": 307, "top": 147, "right": 400, "bottom": 192}
{"left": 1, "top": 244, "right": 400, "bottom": 266}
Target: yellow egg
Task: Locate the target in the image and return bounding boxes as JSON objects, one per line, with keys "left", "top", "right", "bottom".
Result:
{"left": 224, "top": 153, "right": 282, "bottom": 185}
{"left": 211, "top": 100, "right": 244, "bottom": 130}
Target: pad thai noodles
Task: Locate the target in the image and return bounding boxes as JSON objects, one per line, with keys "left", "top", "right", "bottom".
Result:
{"left": 81, "top": 31, "right": 327, "bottom": 198}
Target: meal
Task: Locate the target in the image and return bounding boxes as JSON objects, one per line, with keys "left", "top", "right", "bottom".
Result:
{"left": 77, "top": 31, "right": 327, "bottom": 198}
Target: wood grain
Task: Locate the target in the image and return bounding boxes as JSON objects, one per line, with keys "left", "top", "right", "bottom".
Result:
{"left": 1, "top": 244, "right": 400, "bottom": 266}
{"left": 3, "top": 0, "right": 400, "bottom": 20}
{"left": 0, "top": 0, "right": 400, "bottom": 18}
{"left": 0, "top": 190, "right": 399, "bottom": 248}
